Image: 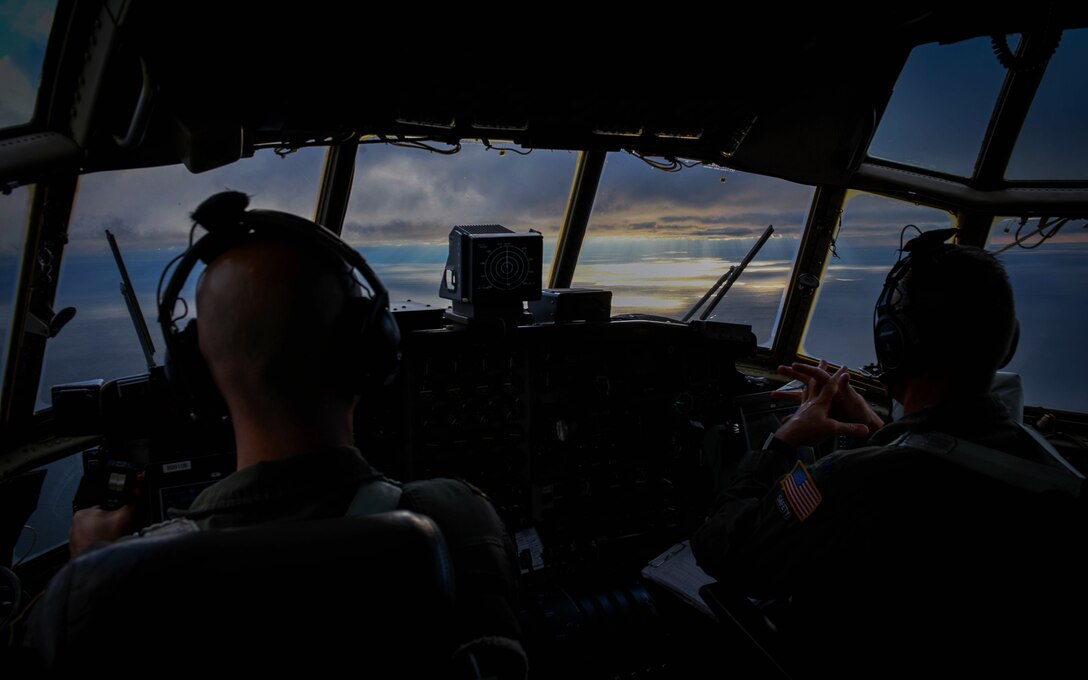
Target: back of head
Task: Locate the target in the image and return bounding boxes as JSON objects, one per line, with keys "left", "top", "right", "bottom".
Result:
{"left": 157, "top": 192, "right": 400, "bottom": 431}
{"left": 196, "top": 236, "right": 357, "bottom": 421}
{"left": 875, "top": 235, "right": 1018, "bottom": 394}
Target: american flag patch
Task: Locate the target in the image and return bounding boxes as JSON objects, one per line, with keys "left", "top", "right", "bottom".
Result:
{"left": 780, "top": 460, "right": 822, "bottom": 521}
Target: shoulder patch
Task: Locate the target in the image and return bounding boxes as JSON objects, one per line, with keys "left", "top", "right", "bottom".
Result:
{"left": 780, "top": 461, "right": 822, "bottom": 522}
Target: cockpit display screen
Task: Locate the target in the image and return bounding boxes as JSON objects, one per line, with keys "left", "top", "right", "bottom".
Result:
{"left": 440, "top": 225, "right": 542, "bottom": 307}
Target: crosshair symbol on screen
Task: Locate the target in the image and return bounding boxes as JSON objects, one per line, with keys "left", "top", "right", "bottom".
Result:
{"left": 485, "top": 244, "right": 531, "bottom": 289}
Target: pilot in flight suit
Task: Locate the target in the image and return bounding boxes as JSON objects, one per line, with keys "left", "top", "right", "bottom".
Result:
{"left": 32, "top": 194, "right": 526, "bottom": 676}
{"left": 692, "top": 235, "right": 1085, "bottom": 676}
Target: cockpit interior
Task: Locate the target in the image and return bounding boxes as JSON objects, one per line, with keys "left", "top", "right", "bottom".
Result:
{"left": 2, "top": 2, "right": 1087, "bottom": 676}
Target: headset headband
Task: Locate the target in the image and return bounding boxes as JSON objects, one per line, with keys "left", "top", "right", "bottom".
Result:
{"left": 157, "top": 192, "right": 399, "bottom": 420}
{"left": 158, "top": 196, "right": 389, "bottom": 337}
{"left": 874, "top": 227, "right": 1018, "bottom": 384}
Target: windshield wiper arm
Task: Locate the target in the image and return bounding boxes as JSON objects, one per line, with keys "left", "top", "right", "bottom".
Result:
{"left": 680, "top": 265, "right": 735, "bottom": 323}
{"left": 106, "top": 229, "right": 157, "bottom": 371}
{"left": 681, "top": 224, "right": 774, "bottom": 323}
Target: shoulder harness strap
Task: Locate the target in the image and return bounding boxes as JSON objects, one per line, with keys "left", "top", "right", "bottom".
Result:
{"left": 890, "top": 431, "right": 1082, "bottom": 498}
{"left": 1014, "top": 421, "right": 1085, "bottom": 480}
{"left": 346, "top": 477, "right": 404, "bottom": 516}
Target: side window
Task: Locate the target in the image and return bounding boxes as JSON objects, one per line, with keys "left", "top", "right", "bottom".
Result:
{"left": 343, "top": 141, "right": 578, "bottom": 308}
{"left": 36, "top": 148, "right": 326, "bottom": 408}
{"left": 574, "top": 153, "right": 815, "bottom": 347}
{"left": 0, "top": 0, "right": 59, "bottom": 129}
{"left": 867, "top": 36, "right": 1009, "bottom": 177}
{"left": 15, "top": 452, "right": 83, "bottom": 562}
{"left": 801, "top": 192, "right": 953, "bottom": 369}
{"left": 1, "top": 185, "right": 31, "bottom": 375}
{"left": 1006, "top": 28, "right": 1088, "bottom": 180}
{"left": 988, "top": 217, "right": 1088, "bottom": 411}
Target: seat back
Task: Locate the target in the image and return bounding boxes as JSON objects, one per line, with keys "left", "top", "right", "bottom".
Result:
{"left": 28, "top": 511, "right": 455, "bottom": 675}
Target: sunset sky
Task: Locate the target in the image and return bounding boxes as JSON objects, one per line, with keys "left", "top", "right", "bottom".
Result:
{"left": 1, "top": 5, "right": 1087, "bottom": 413}
{"left": 4, "top": 3, "right": 1088, "bottom": 563}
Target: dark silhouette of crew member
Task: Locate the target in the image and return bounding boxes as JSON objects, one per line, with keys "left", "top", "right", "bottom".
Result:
{"left": 45, "top": 193, "right": 527, "bottom": 676}
{"left": 693, "top": 233, "right": 1084, "bottom": 677}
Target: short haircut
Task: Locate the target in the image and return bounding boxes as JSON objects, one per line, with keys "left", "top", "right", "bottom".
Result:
{"left": 904, "top": 245, "right": 1018, "bottom": 392}
{"left": 196, "top": 236, "right": 359, "bottom": 414}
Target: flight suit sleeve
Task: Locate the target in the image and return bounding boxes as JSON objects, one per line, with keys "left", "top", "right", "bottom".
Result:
{"left": 691, "top": 438, "right": 846, "bottom": 598}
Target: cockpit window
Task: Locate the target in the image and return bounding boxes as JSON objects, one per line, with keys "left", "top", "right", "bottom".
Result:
{"left": 35, "top": 148, "right": 325, "bottom": 409}
{"left": 573, "top": 153, "right": 814, "bottom": 347}
{"left": 0, "top": 0, "right": 57, "bottom": 128}
{"left": 987, "top": 217, "right": 1088, "bottom": 411}
{"left": 16, "top": 451, "right": 82, "bottom": 561}
{"left": 801, "top": 192, "right": 953, "bottom": 369}
{"left": 1005, "top": 28, "right": 1088, "bottom": 181}
{"left": 342, "top": 140, "right": 577, "bottom": 308}
{"left": 867, "top": 37, "right": 1009, "bottom": 178}
{"left": 1, "top": 184, "right": 31, "bottom": 377}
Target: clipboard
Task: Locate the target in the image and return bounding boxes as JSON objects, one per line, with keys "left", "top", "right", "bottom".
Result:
{"left": 640, "top": 540, "right": 717, "bottom": 619}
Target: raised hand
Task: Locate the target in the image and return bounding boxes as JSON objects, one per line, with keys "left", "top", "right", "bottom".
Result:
{"left": 776, "top": 360, "right": 885, "bottom": 435}
{"left": 773, "top": 365, "right": 873, "bottom": 447}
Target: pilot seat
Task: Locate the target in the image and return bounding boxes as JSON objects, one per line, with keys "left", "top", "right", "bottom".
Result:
{"left": 26, "top": 511, "right": 459, "bottom": 675}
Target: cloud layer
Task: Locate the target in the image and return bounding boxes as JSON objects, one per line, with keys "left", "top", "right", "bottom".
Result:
{"left": 586, "top": 154, "right": 814, "bottom": 240}
{"left": 342, "top": 143, "right": 578, "bottom": 244}
{"left": 0, "top": 0, "right": 56, "bottom": 127}
{"left": 0, "top": 56, "right": 35, "bottom": 127}
{"left": 62, "top": 148, "right": 326, "bottom": 251}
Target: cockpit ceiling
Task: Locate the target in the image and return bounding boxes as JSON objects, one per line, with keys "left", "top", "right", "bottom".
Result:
{"left": 16, "top": 3, "right": 1088, "bottom": 187}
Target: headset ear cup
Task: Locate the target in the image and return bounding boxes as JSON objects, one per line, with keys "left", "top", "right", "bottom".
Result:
{"left": 369, "top": 308, "right": 402, "bottom": 386}
{"left": 875, "top": 317, "right": 905, "bottom": 372}
{"left": 875, "top": 295, "right": 923, "bottom": 380}
{"left": 874, "top": 252, "right": 922, "bottom": 381}
{"left": 342, "top": 297, "right": 402, "bottom": 391}
{"left": 164, "top": 319, "right": 199, "bottom": 404}
{"left": 165, "top": 319, "right": 227, "bottom": 419}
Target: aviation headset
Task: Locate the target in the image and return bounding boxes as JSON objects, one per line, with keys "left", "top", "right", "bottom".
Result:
{"left": 157, "top": 191, "right": 401, "bottom": 420}
{"left": 873, "top": 227, "right": 1018, "bottom": 383}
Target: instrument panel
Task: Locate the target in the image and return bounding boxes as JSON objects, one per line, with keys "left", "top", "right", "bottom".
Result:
{"left": 52, "top": 316, "right": 773, "bottom": 576}
{"left": 357, "top": 318, "right": 764, "bottom": 574}
{"left": 47, "top": 315, "right": 791, "bottom": 674}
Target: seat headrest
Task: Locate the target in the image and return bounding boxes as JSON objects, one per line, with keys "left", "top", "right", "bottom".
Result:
{"left": 28, "top": 511, "right": 455, "bottom": 674}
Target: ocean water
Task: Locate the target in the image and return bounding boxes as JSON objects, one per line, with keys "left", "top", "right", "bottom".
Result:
{"left": 7, "top": 239, "right": 1088, "bottom": 560}
{"left": 7, "top": 239, "right": 1087, "bottom": 414}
